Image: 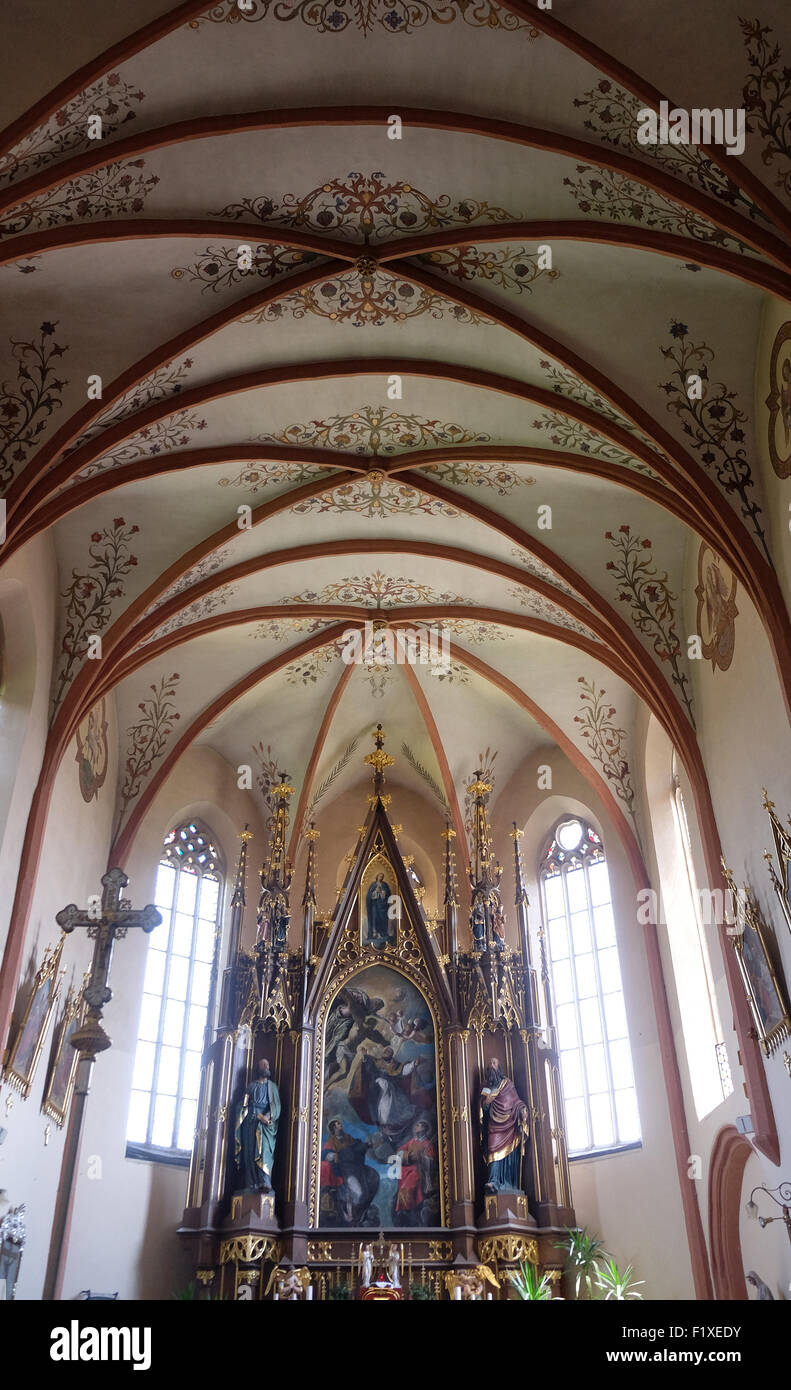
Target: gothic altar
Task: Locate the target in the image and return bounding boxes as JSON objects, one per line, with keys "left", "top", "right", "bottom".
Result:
{"left": 178, "top": 728, "right": 575, "bottom": 1299}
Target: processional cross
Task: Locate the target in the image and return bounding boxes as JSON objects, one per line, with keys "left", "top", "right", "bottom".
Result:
{"left": 43, "top": 868, "right": 161, "bottom": 1300}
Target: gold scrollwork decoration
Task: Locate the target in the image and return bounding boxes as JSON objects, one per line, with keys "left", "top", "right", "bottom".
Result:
{"left": 220, "top": 1236, "right": 281, "bottom": 1266}
{"left": 477, "top": 1236, "right": 538, "bottom": 1265}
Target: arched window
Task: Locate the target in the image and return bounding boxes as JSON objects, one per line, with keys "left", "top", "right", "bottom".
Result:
{"left": 126, "top": 820, "right": 224, "bottom": 1158}
{"left": 539, "top": 817, "right": 641, "bottom": 1156}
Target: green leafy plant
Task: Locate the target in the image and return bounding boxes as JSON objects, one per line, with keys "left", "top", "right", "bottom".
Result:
{"left": 172, "top": 1281, "right": 198, "bottom": 1300}
{"left": 508, "top": 1261, "right": 555, "bottom": 1300}
{"left": 558, "top": 1227, "right": 607, "bottom": 1300}
{"left": 409, "top": 1281, "right": 437, "bottom": 1300}
{"left": 593, "top": 1256, "right": 645, "bottom": 1301}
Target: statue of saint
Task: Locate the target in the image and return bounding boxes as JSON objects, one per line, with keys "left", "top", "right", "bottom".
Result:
{"left": 365, "top": 873, "right": 394, "bottom": 948}
{"left": 479, "top": 1058, "right": 529, "bottom": 1195}
{"left": 387, "top": 1243, "right": 401, "bottom": 1288}
{"left": 234, "top": 1057, "right": 281, "bottom": 1193}
{"left": 359, "top": 1242, "right": 373, "bottom": 1288}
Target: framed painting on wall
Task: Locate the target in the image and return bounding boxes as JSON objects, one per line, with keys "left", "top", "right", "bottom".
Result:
{"left": 41, "top": 975, "right": 87, "bottom": 1127}
{"left": 731, "top": 889, "right": 790, "bottom": 1057}
{"left": 2, "top": 936, "right": 64, "bottom": 1099}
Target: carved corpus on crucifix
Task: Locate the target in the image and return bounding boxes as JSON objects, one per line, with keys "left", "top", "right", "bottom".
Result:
{"left": 43, "top": 867, "right": 161, "bottom": 1299}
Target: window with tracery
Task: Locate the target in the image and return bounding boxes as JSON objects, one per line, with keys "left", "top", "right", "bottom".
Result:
{"left": 539, "top": 817, "right": 641, "bottom": 1156}
{"left": 126, "top": 820, "right": 224, "bottom": 1156}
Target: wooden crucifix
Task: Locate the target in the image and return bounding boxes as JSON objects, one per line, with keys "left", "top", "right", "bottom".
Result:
{"left": 43, "top": 868, "right": 161, "bottom": 1300}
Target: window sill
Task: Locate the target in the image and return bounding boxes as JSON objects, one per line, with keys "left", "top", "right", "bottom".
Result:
{"left": 568, "top": 1140, "right": 643, "bottom": 1163}
{"left": 125, "top": 1141, "right": 190, "bottom": 1167}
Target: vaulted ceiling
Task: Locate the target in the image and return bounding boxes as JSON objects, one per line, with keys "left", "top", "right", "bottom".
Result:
{"left": 3, "top": 0, "right": 791, "bottom": 871}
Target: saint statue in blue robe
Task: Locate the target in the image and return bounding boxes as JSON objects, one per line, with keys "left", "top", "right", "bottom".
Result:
{"left": 234, "top": 1057, "right": 281, "bottom": 1193}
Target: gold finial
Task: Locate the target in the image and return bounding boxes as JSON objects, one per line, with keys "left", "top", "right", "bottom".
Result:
{"left": 509, "top": 826, "right": 524, "bottom": 841}
{"left": 762, "top": 787, "right": 774, "bottom": 810}
{"left": 239, "top": 827, "right": 254, "bottom": 844}
{"left": 304, "top": 826, "right": 321, "bottom": 842}
{"left": 441, "top": 826, "right": 456, "bottom": 841}
{"left": 367, "top": 792, "right": 392, "bottom": 808}
{"left": 272, "top": 778, "right": 295, "bottom": 800}
{"left": 467, "top": 775, "right": 493, "bottom": 799}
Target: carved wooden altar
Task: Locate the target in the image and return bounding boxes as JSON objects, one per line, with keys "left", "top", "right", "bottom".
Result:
{"left": 179, "top": 727, "right": 575, "bottom": 1299}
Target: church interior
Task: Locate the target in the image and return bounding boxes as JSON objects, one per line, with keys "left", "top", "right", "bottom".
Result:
{"left": 2, "top": 0, "right": 791, "bottom": 1304}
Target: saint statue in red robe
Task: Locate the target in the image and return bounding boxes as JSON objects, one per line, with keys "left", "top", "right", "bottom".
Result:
{"left": 479, "top": 1058, "right": 529, "bottom": 1195}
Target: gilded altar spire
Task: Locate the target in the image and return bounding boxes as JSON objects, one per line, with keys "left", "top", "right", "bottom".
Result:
{"left": 262, "top": 773, "right": 295, "bottom": 892}
{"left": 256, "top": 775, "right": 294, "bottom": 950}
{"left": 231, "top": 825, "right": 253, "bottom": 910}
{"left": 467, "top": 771, "right": 502, "bottom": 893}
{"left": 364, "top": 723, "right": 395, "bottom": 802}
{"left": 302, "top": 823, "right": 320, "bottom": 909}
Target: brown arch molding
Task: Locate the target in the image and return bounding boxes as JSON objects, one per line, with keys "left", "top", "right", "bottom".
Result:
{"left": 0, "top": 0, "right": 787, "bottom": 254}
{"left": 3, "top": 240, "right": 781, "bottom": 544}
{"left": 3, "top": 352, "right": 770, "bottom": 592}
{"left": 4, "top": 217, "right": 791, "bottom": 305}
{"left": 708, "top": 1125, "right": 754, "bottom": 1300}
{"left": 1, "top": 107, "right": 788, "bottom": 269}
{"left": 6, "top": 356, "right": 788, "bottom": 727}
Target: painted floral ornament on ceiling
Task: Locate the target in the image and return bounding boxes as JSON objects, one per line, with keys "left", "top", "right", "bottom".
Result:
{"left": 574, "top": 677, "right": 636, "bottom": 827}
{"left": 765, "top": 319, "right": 791, "bottom": 479}
{"left": 741, "top": 18, "right": 791, "bottom": 201}
{"left": 0, "top": 72, "right": 148, "bottom": 189}
{"left": 74, "top": 698, "right": 109, "bottom": 803}
{"left": 67, "top": 356, "right": 196, "bottom": 457}
{"left": 171, "top": 243, "right": 314, "bottom": 294}
{"left": 241, "top": 263, "right": 491, "bottom": 328}
{"left": 290, "top": 470, "right": 459, "bottom": 519}
{"left": 54, "top": 517, "right": 140, "bottom": 716}
{"left": 256, "top": 403, "right": 490, "bottom": 456}
{"left": 0, "top": 321, "right": 69, "bottom": 490}
{"left": 564, "top": 78, "right": 759, "bottom": 247}
{"left": 695, "top": 543, "right": 738, "bottom": 673}
{"left": 604, "top": 524, "right": 695, "bottom": 727}
{"left": 277, "top": 570, "right": 471, "bottom": 607}
{"left": 659, "top": 320, "right": 768, "bottom": 562}
{"left": 215, "top": 172, "right": 518, "bottom": 243}
{"left": 114, "top": 672, "right": 181, "bottom": 836}
{"left": 189, "top": 0, "right": 539, "bottom": 38}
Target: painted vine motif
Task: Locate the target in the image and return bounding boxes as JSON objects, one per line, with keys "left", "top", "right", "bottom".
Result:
{"left": 54, "top": 518, "right": 140, "bottom": 714}
{"left": 0, "top": 321, "right": 68, "bottom": 489}
{"left": 148, "top": 548, "right": 232, "bottom": 615}
{"left": 240, "top": 265, "right": 490, "bottom": 328}
{"left": 213, "top": 173, "right": 518, "bottom": 244}
{"left": 511, "top": 548, "right": 579, "bottom": 600}
{"left": 509, "top": 588, "right": 596, "bottom": 641}
{"left": 189, "top": 0, "right": 539, "bottom": 38}
{"left": 67, "top": 357, "right": 196, "bottom": 456}
{"left": 252, "top": 741, "right": 287, "bottom": 810}
{"left": 1, "top": 160, "right": 160, "bottom": 240}
{"left": 604, "top": 524, "right": 695, "bottom": 726}
{"left": 115, "top": 672, "right": 181, "bottom": 832}
{"left": 530, "top": 409, "right": 656, "bottom": 476}
{"left": 659, "top": 320, "right": 768, "bottom": 561}
{"left": 574, "top": 677, "right": 636, "bottom": 822}
{"left": 257, "top": 404, "right": 490, "bottom": 455}
{"left": 276, "top": 570, "right": 470, "bottom": 607}
{"left": 0, "top": 73, "right": 148, "bottom": 188}
{"left": 741, "top": 18, "right": 791, "bottom": 200}
{"left": 419, "top": 460, "right": 534, "bottom": 494}
{"left": 218, "top": 460, "right": 327, "bottom": 492}
{"left": 563, "top": 162, "right": 750, "bottom": 251}
{"left": 171, "top": 243, "right": 315, "bottom": 294}
{"left": 144, "top": 585, "right": 238, "bottom": 645}
{"left": 72, "top": 407, "right": 209, "bottom": 483}
{"left": 289, "top": 473, "right": 459, "bottom": 519}
{"left": 418, "top": 244, "right": 559, "bottom": 295}
{"left": 570, "top": 79, "right": 762, "bottom": 224}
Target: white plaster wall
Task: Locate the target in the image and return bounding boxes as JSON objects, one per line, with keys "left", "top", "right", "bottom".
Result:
{"left": 493, "top": 747, "right": 695, "bottom": 1300}
{"left": 60, "top": 743, "right": 268, "bottom": 1300}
